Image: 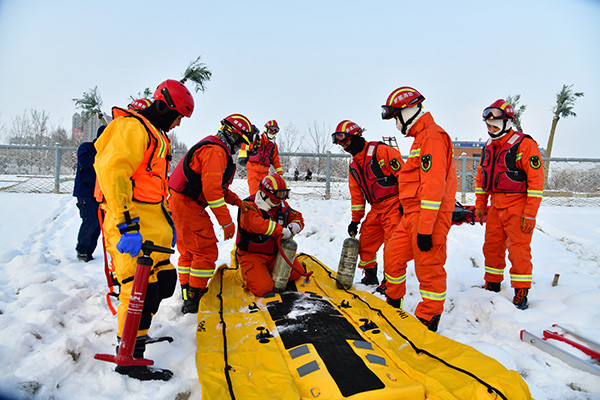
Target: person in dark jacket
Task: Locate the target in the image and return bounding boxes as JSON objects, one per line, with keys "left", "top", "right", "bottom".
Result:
{"left": 73, "top": 125, "right": 105, "bottom": 262}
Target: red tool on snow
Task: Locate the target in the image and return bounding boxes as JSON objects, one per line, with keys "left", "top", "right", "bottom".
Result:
{"left": 94, "top": 241, "right": 174, "bottom": 367}
{"left": 452, "top": 201, "right": 487, "bottom": 226}
{"left": 520, "top": 324, "right": 600, "bottom": 376}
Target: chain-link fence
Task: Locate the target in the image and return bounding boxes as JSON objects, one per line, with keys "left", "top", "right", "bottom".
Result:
{"left": 1, "top": 144, "right": 599, "bottom": 206}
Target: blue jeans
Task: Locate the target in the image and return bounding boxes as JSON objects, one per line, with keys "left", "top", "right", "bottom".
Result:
{"left": 76, "top": 197, "right": 101, "bottom": 257}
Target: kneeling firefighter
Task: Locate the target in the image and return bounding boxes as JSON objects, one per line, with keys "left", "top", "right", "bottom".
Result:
{"left": 94, "top": 79, "right": 194, "bottom": 381}
{"left": 169, "top": 114, "right": 258, "bottom": 314}
{"left": 235, "top": 173, "right": 306, "bottom": 296}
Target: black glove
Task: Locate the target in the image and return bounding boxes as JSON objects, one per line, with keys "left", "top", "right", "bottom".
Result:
{"left": 347, "top": 221, "right": 360, "bottom": 237}
{"left": 416, "top": 233, "right": 433, "bottom": 252}
{"left": 398, "top": 203, "right": 404, "bottom": 216}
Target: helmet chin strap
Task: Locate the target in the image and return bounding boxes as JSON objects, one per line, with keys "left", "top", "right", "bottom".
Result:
{"left": 265, "top": 132, "right": 276, "bottom": 141}
{"left": 487, "top": 120, "right": 511, "bottom": 140}
{"left": 396, "top": 106, "right": 422, "bottom": 135}
{"left": 255, "top": 191, "right": 274, "bottom": 211}
{"left": 218, "top": 130, "right": 243, "bottom": 153}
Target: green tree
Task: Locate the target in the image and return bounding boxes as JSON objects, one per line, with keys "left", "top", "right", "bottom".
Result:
{"left": 544, "top": 84, "right": 584, "bottom": 188}
{"left": 180, "top": 55, "right": 212, "bottom": 92}
{"left": 129, "top": 87, "right": 153, "bottom": 101}
{"left": 506, "top": 94, "right": 526, "bottom": 132}
{"left": 73, "top": 86, "right": 108, "bottom": 125}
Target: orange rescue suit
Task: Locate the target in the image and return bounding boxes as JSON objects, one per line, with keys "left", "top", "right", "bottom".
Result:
{"left": 169, "top": 136, "right": 241, "bottom": 291}
{"left": 383, "top": 112, "right": 457, "bottom": 321}
{"left": 475, "top": 130, "right": 544, "bottom": 289}
{"left": 349, "top": 141, "right": 404, "bottom": 271}
{"left": 242, "top": 133, "right": 283, "bottom": 194}
{"left": 236, "top": 195, "right": 304, "bottom": 296}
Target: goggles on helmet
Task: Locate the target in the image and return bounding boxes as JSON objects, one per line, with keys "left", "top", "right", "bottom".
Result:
{"left": 381, "top": 105, "right": 401, "bottom": 120}
{"left": 332, "top": 131, "right": 352, "bottom": 144}
{"left": 267, "top": 126, "right": 279, "bottom": 133}
{"left": 265, "top": 187, "right": 290, "bottom": 201}
{"left": 482, "top": 107, "right": 511, "bottom": 120}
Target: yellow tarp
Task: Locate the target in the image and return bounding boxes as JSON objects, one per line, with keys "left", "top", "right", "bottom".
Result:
{"left": 196, "top": 253, "right": 532, "bottom": 400}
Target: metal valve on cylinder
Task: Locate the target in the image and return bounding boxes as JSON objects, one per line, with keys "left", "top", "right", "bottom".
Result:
{"left": 336, "top": 234, "right": 360, "bottom": 289}
{"left": 272, "top": 237, "right": 297, "bottom": 292}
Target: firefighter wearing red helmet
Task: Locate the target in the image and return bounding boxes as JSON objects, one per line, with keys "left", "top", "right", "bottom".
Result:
{"left": 332, "top": 120, "right": 404, "bottom": 288}
{"left": 94, "top": 79, "right": 195, "bottom": 380}
{"left": 234, "top": 173, "right": 306, "bottom": 296}
{"left": 169, "top": 114, "right": 257, "bottom": 314}
{"left": 238, "top": 119, "right": 284, "bottom": 194}
{"left": 381, "top": 87, "right": 457, "bottom": 333}
{"left": 476, "top": 99, "right": 544, "bottom": 310}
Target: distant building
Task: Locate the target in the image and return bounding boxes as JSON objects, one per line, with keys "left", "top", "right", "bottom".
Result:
{"left": 71, "top": 112, "right": 112, "bottom": 143}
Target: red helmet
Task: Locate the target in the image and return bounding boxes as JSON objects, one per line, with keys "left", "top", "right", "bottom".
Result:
{"left": 381, "top": 86, "right": 425, "bottom": 120}
{"left": 332, "top": 120, "right": 364, "bottom": 144}
{"left": 221, "top": 114, "right": 255, "bottom": 145}
{"left": 153, "top": 79, "right": 194, "bottom": 118}
{"left": 259, "top": 173, "right": 290, "bottom": 204}
{"left": 128, "top": 98, "right": 152, "bottom": 111}
{"left": 482, "top": 99, "right": 516, "bottom": 120}
{"left": 265, "top": 119, "right": 279, "bottom": 133}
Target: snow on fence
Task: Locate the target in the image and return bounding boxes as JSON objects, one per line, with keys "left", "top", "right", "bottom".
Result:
{"left": 1, "top": 145, "right": 599, "bottom": 206}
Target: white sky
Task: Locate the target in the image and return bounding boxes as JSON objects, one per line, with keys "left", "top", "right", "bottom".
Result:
{"left": 0, "top": 0, "right": 599, "bottom": 157}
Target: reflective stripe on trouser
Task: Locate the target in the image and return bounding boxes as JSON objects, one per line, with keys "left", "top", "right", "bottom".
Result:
{"left": 483, "top": 203, "right": 533, "bottom": 289}
{"left": 384, "top": 211, "right": 451, "bottom": 320}
{"left": 170, "top": 194, "right": 219, "bottom": 290}
{"left": 102, "top": 201, "right": 175, "bottom": 338}
{"left": 358, "top": 202, "right": 401, "bottom": 270}
{"left": 247, "top": 164, "right": 270, "bottom": 195}
{"left": 237, "top": 250, "right": 305, "bottom": 297}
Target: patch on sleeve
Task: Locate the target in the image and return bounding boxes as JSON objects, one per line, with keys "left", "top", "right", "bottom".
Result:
{"left": 421, "top": 154, "right": 432, "bottom": 172}
{"left": 389, "top": 158, "right": 401, "bottom": 171}
{"left": 529, "top": 155, "right": 541, "bottom": 169}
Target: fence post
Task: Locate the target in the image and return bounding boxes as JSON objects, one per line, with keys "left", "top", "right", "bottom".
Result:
{"left": 54, "top": 144, "right": 61, "bottom": 194}
{"left": 460, "top": 154, "right": 467, "bottom": 203}
{"left": 325, "top": 152, "right": 331, "bottom": 200}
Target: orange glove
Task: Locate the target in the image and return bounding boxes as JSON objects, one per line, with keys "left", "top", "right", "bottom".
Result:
{"left": 521, "top": 215, "right": 536, "bottom": 234}
{"left": 233, "top": 196, "right": 256, "bottom": 212}
{"left": 222, "top": 222, "right": 235, "bottom": 240}
{"left": 475, "top": 209, "right": 485, "bottom": 225}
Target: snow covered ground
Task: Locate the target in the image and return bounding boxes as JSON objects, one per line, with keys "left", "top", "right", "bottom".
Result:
{"left": 0, "top": 191, "right": 599, "bottom": 400}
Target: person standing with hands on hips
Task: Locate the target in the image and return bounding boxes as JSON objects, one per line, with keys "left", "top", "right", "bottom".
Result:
{"left": 475, "top": 99, "right": 544, "bottom": 310}
{"left": 381, "top": 87, "right": 457, "bottom": 333}
{"left": 169, "top": 114, "right": 258, "bottom": 314}
{"left": 94, "top": 79, "right": 194, "bottom": 381}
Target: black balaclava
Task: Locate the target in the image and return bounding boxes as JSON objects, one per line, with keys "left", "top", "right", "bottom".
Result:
{"left": 138, "top": 100, "right": 181, "bottom": 132}
{"left": 344, "top": 135, "right": 366, "bottom": 156}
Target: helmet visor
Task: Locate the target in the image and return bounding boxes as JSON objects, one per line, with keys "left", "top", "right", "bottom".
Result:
{"left": 266, "top": 187, "right": 290, "bottom": 201}
{"left": 332, "top": 132, "right": 351, "bottom": 144}
{"left": 381, "top": 105, "right": 400, "bottom": 120}
{"left": 267, "top": 126, "right": 279, "bottom": 133}
{"left": 482, "top": 107, "right": 510, "bottom": 120}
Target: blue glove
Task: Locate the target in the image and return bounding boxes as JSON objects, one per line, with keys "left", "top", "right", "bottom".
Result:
{"left": 116, "top": 217, "right": 143, "bottom": 257}
{"left": 172, "top": 225, "right": 177, "bottom": 248}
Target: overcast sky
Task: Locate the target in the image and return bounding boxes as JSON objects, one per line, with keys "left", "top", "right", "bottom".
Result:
{"left": 0, "top": 0, "right": 598, "bottom": 157}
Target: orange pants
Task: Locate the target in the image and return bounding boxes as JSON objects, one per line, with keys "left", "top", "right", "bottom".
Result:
{"left": 169, "top": 192, "right": 219, "bottom": 290}
{"left": 483, "top": 203, "right": 533, "bottom": 289}
{"left": 358, "top": 202, "right": 401, "bottom": 270}
{"left": 247, "top": 163, "right": 270, "bottom": 194}
{"left": 383, "top": 211, "right": 452, "bottom": 321}
{"left": 237, "top": 249, "right": 305, "bottom": 296}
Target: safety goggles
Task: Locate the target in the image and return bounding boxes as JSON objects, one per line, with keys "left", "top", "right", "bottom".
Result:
{"left": 482, "top": 107, "right": 509, "bottom": 120}
{"left": 267, "top": 187, "right": 290, "bottom": 200}
{"left": 381, "top": 105, "right": 400, "bottom": 120}
{"left": 267, "top": 126, "right": 279, "bottom": 133}
{"left": 332, "top": 131, "right": 351, "bottom": 144}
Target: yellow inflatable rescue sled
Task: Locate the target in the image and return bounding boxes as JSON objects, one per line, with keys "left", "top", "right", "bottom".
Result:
{"left": 196, "top": 253, "right": 532, "bottom": 400}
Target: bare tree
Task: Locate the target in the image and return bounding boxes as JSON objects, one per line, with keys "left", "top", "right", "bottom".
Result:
{"left": 278, "top": 123, "right": 302, "bottom": 153}
{"left": 306, "top": 121, "right": 333, "bottom": 154}
{"left": 506, "top": 94, "right": 527, "bottom": 132}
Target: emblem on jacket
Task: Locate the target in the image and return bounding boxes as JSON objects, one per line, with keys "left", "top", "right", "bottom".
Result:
{"left": 421, "top": 154, "right": 432, "bottom": 172}
{"left": 389, "top": 158, "right": 401, "bottom": 171}
{"left": 529, "top": 155, "right": 541, "bottom": 169}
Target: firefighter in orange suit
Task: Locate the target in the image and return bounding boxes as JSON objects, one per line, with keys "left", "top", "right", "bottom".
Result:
{"left": 238, "top": 119, "right": 284, "bottom": 194}
{"left": 381, "top": 87, "right": 457, "bottom": 332}
{"left": 236, "top": 173, "right": 305, "bottom": 296}
{"left": 475, "top": 99, "right": 544, "bottom": 310}
{"left": 94, "top": 79, "right": 194, "bottom": 381}
{"left": 168, "top": 114, "right": 257, "bottom": 314}
{"left": 332, "top": 120, "right": 403, "bottom": 287}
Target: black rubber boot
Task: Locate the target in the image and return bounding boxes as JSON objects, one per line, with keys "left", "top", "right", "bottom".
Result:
{"left": 181, "top": 286, "right": 206, "bottom": 314}
{"left": 386, "top": 296, "right": 403, "bottom": 309}
{"left": 484, "top": 281, "right": 501, "bottom": 292}
{"left": 513, "top": 288, "right": 529, "bottom": 310}
{"left": 418, "top": 314, "right": 441, "bottom": 332}
{"left": 115, "top": 337, "right": 174, "bottom": 381}
{"left": 361, "top": 265, "right": 379, "bottom": 286}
